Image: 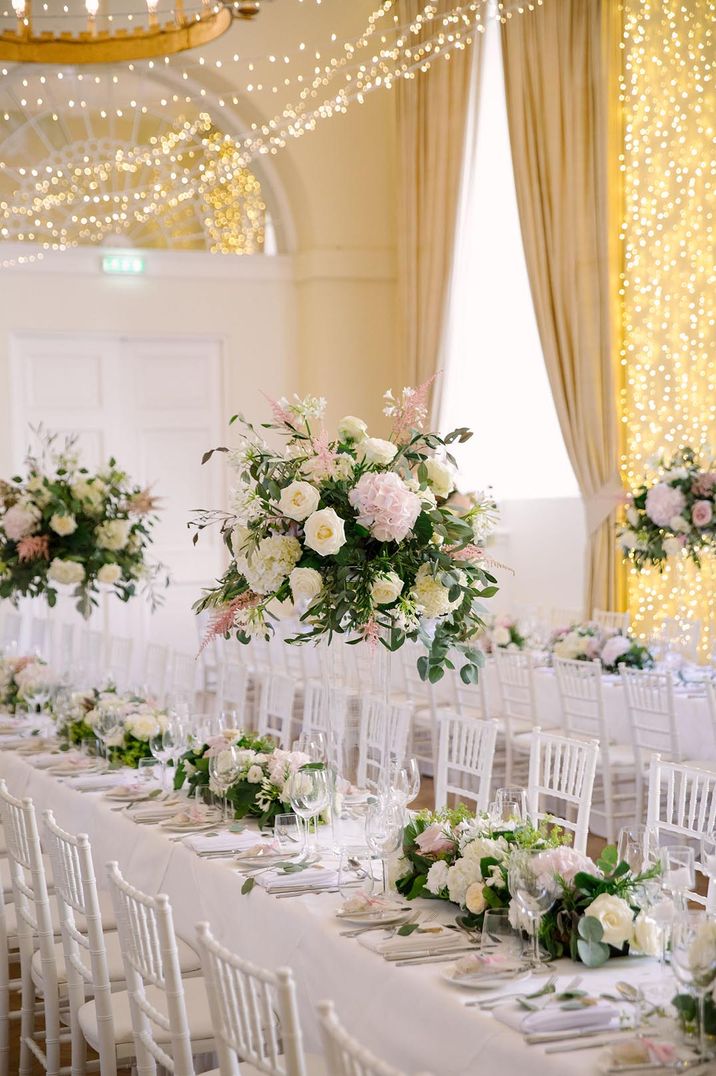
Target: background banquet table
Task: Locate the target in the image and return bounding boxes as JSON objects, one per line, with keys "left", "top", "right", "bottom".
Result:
{"left": 0, "top": 748, "right": 666, "bottom": 1076}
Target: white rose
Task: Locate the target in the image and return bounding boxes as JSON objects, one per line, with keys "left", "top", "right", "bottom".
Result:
{"left": 583, "top": 892, "right": 634, "bottom": 949}
{"left": 125, "top": 713, "right": 161, "bottom": 741}
{"left": 97, "top": 563, "right": 122, "bottom": 585}
{"left": 464, "top": 882, "right": 488, "bottom": 916}
{"left": 491, "top": 625, "right": 511, "bottom": 647}
{"left": 425, "top": 860, "right": 450, "bottom": 895}
{"left": 631, "top": 912, "right": 661, "bottom": 957}
{"left": 356, "top": 437, "right": 398, "bottom": 467}
{"left": 50, "top": 513, "right": 77, "bottom": 537}
{"left": 371, "top": 572, "right": 404, "bottom": 606}
{"left": 246, "top": 764, "right": 264, "bottom": 784}
{"left": 303, "top": 507, "right": 347, "bottom": 557}
{"left": 424, "top": 458, "right": 455, "bottom": 499}
{"left": 278, "top": 481, "right": 321, "bottom": 522}
{"left": 48, "top": 558, "right": 85, "bottom": 586}
{"left": 289, "top": 566, "right": 323, "bottom": 604}
{"left": 338, "top": 416, "right": 368, "bottom": 443}
{"left": 670, "top": 515, "right": 691, "bottom": 533}
{"left": 96, "top": 519, "right": 131, "bottom": 552}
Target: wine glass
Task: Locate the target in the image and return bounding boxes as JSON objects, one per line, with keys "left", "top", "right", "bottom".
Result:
{"left": 364, "top": 797, "right": 403, "bottom": 894}
{"left": 286, "top": 766, "right": 330, "bottom": 859}
{"left": 507, "top": 848, "right": 559, "bottom": 968}
{"left": 389, "top": 757, "right": 420, "bottom": 809}
{"left": 95, "top": 704, "right": 122, "bottom": 766}
{"left": 671, "top": 910, "right": 716, "bottom": 1061}
{"left": 338, "top": 845, "right": 377, "bottom": 900}
{"left": 481, "top": 908, "right": 523, "bottom": 963}
{"left": 149, "top": 730, "right": 173, "bottom": 789}
{"left": 618, "top": 824, "right": 659, "bottom": 874}
{"left": 208, "top": 743, "right": 241, "bottom": 824}
{"left": 293, "top": 731, "right": 328, "bottom": 764}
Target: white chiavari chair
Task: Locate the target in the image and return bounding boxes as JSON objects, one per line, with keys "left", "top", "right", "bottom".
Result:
{"left": 592, "top": 609, "right": 630, "bottom": 633}
{"left": 526, "top": 729, "right": 598, "bottom": 854}
{"left": 142, "top": 642, "right": 171, "bottom": 700}
{"left": 300, "top": 679, "right": 348, "bottom": 772}
{"left": 646, "top": 755, "right": 716, "bottom": 907}
{"left": 105, "top": 862, "right": 214, "bottom": 1076}
{"left": 108, "top": 635, "right": 133, "bottom": 691}
{"left": 553, "top": 657, "right": 636, "bottom": 842}
{"left": 492, "top": 649, "right": 556, "bottom": 786}
{"left": 621, "top": 668, "right": 681, "bottom": 802}
{"left": 256, "top": 672, "right": 295, "bottom": 748}
{"left": 196, "top": 921, "right": 328, "bottom": 1076}
{"left": 170, "top": 650, "right": 201, "bottom": 708}
{"left": 317, "top": 1000, "right": 434, "bottom": 1076}
{"left": 214, "top": 657, "right": 250, "bottom": 725}
{"left": 356, "top": 697, "right": 412, "bottom": 793}
{"left": 548, "top": 607, "right": 581, "bottom": 630}
{"left": 0, "top": 605, "right": 23, "bottom": 649}
{"left": 434, "top": 714, "right": 498, "bottom": 813}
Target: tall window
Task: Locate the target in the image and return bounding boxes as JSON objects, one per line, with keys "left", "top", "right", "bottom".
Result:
{"left": 440, "top": 20, "right": 578, "bottom": 501}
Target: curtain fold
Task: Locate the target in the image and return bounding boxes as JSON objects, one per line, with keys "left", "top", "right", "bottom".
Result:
{"left": 501, "top": 0, "right": 623, "bottom": 614}
{"left": 395, "top": 1, "right": 480, "bottom": 417}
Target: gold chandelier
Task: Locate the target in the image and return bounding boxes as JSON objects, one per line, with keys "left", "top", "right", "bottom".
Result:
{"left": 0, "top": 0, "right": 261, "bottom": 64}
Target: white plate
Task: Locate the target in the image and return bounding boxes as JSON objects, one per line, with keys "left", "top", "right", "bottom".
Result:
{"left": 234, "top": 850, "right": 299, "bottom": 867}
{"left": 160, "top": 819, "right": 221, "bottom": 833}
{"left": 104, "top": 787, "right": 152, "bottom": 802}
{"left": 335, "top": 905, "right": 409, "bottom": 926}
{"left": 441, "top": 963, "right": 529, "bottom": 990}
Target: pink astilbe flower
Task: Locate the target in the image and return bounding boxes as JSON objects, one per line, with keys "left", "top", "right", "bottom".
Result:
{"left": 198, "top": 592, "right": 261, "bottom": 654}
{"left": 309, "top": 429, "right": 338, "bottom": 472}
{"left": 360, "top": 617, "right": 381, "bottom": 650}
{"left": 261, "top": 392, "right": 294, "bottom": 428}
{"left": 16, "top": 534, "right": 49, "bottom": 562}
{"left": 448, "top": 543, "right": 484, "bottom": 562}
{"left": 383, "top": 374, "right": 437, "bottom": 439}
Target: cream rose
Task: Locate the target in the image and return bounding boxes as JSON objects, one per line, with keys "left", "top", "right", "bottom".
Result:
{"left": 424, "top": 458, "right": 455, "bottom": 499}
{"left": 371, "top": 571, "right": 404, "bottom": 606}
{"left": 97, "top": 563, "right": 122, "bottom": 585}
{"left": 337, "top": 416, "right": 368, "bottom": 443}
{"left": 278, "top": 481, "right": 321, "bottom": 522}
{"left": 356, "top": 437, "right": 398, "bottom": 467}
{"left": 289, "top": 566, "right": 323, "bottom": 604}
{"left": 583, "top": 892, "right": 634, "bottom": 949}
{"left": 303, "top": 508, "right": 346, "bottom": 557}
{"left": 631, "top": 912, "right": 661, "bottom": 957}
{"left": 96, "top": 519, "right": 131, "bottom": 552}
{"left": 464, "top": 882, "right": 488, "bottom": 916}
{"left": 48, "top": 557, "right": 85, "bottom": 586}
{"left": 50, "top": 513, "right": 77, "bottom": 537}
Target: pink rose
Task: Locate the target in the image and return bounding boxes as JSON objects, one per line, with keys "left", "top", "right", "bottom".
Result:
{"left": 348, "top": 471, "right": 421, "bottom": 543}
{"left": 692, "top": 500, "right": 713, "bottom": 528}
{"left": 692, "top": 472, "right": 716, "bottom": 497}
{"left": 414, "top": 823, "right": 456, "bottom": 856}
{"left": 645, "top": 483, "right": 686, "bottom": 527}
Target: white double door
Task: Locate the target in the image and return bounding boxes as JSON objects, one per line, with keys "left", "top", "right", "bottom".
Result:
{"left": 9, "top": 332, "right": 226, "bottom": 657}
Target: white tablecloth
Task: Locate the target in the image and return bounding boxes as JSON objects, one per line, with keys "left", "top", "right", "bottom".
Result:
{"left": 0, "top": 750, "right": 673, "bottom": 1076}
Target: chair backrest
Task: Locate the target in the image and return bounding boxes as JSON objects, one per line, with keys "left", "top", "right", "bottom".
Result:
{"left": 553, "top": 657, "right": 606, "bottom": 743}
{"left": 300, "top": 680, "right": 347, "bottom": 771}
{"left": 216, "top": 659, "right": 250, "bottom": 721}
{"left": 592, "top": 609, "right": 630, "bottom": 633}
{"left": 493, "top": 648, "right": 538, "bottom": 726}
{"left": 647, "top": 755, "right": 716, "bottom": 906}
{"left": 620, "top": 666, "right": 680, "bottom": 763}
{"left": 256, "top": 673, "right": 295, "bottom": 749}
{"left": 527, "top": 729, "right": 598, "bottom": 854}
{"left": 106, "top": 861, "right": 195, "bottom": 1076}
{"left": 356, "top": 697, "right": 411, "bottom": 792}
{"left": 195, "top": 921, "right": 306, "bottom": 1076}
{"left": 434, "top": 714, "right": 498, "bottom": 813}
{"left": 109, "top": 635, "right": 134, "bottom": 690}
{"left": 316, "top": 1001, "right": 433, "bottom": 1076}
{"left": 445, "top": 665, "right": 491, "bottom": 721}
{"left": 143, "top": 642, "right": 170, "bottom": 699}
{"left": 0, "top": 781, "right": 62, "bottom": 1072}
{"left": 42, "top": 810, "right": 118, "bottom": 1076}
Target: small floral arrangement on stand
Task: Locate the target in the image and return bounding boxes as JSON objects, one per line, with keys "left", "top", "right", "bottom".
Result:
{"left": 0, "top": 429, "right": 168, "bottom": 617}
{"left": 550, "top": 623, "right": 654, "bottom": 673}
{"left": 174, "top": 731, "right": 309, "bottom": 827}
{"left": 0, "top": 655, "right": 58, "bottom": 713}
{"left": 54, "top": 686, "right": 168, "bottom": 768}
{"left": 192, "top": 381, "right": 499, "bottom": 685}
{"left": 619, "top": 447, "right": 716, "bottom": 571}
{"left": 483, "top": 614, "right": 528, "bottom": 653}
{"left": 395, "top": 808, "right": 660, "bottom": 967}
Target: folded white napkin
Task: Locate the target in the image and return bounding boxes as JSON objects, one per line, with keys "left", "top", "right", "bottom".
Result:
{"left": 184, "top": 832, "right": 258, "bottom": 854}
{"left": 27, "top": 751, "right": 72, "bottom": 768}
{"left": 127, "top": 799, "right": 184, "bottom": 822}
{"left": 359, "top": 923, "right": 458, "bottom": 956}
{"left": 257, "top": 865, "right": 339, "bottom": 891}
{"left": 494, "top": 1000, "right": 619, "bottom": 1035}
{"left": 67, "top": 772, "right": 130, "bottom": 792}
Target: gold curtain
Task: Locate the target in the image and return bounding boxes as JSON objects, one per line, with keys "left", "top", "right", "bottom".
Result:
{"left": 501, "top": 0, "right": 623, "bottom": 615}
{"left": 395, "top": 0, "right": 479, "bottom": 417}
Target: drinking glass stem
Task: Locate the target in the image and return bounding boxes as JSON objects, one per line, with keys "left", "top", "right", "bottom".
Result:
{"left": 532, "top": 917, "right": 541, "bottom": 967}
{"left": 698, "top": 991, "right": 708, "bottom": 1059}
{"left": 381, "top": 856, "right": 388, "bottom": 895}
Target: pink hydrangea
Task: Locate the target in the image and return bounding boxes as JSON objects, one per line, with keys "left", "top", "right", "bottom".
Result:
{"left": 645, "top": 482, "right": 686, "bottom": 527}
{"left": 692, "top": 500, "right": 713, "bottom": 528}
{"left": 533, "top": 846, "right": 598, "bottom": 887}
{"left": 348, "top": 471, "right": 421, "bottom": 543}
{"left": 414, "top": 823, "right": 456, "bottom": 856}
{"left": 600, "top": 634, "right": 632, "bottom": 668}
{"left": 1, "top": 503, "right": 40, "bottom": 542}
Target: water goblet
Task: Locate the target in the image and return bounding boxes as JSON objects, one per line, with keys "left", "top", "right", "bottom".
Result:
{"left": 286, "top": 766, "right": 330, "bottom": 859}
{"left": 274, "top": 813, "right": 303, "bottom": 853}
{"left": 364, "top": 796, "right": 403, "bottom": 895}
{"left": 207, "top": 743, "right": 241, "bottom": 824}
{"left": 293, "top": 732, "right": 328, "bottom": 764}
{"left": 149, "top": 730, "right": 173, "bottom": 788}
{"left": 671, "top": 910, "right": 716, "bottom": 1061}
{"left": 481, "top": 908, "right": 523, "bottom": 963}
{"left": 507, "top": 848, "right": 559, "bottom": 968}
{"left": 618, "top": 824, "right": 660, "bottom": 874}
{"left": 338, "top": 845, "right": 377, "bottom": 900}
{"left": 494, "top": 787, "right": 528, "bottom": 825}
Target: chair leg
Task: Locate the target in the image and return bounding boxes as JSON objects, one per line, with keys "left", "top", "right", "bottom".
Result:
{"left": 18, "top": 963, "right": 34, "bottom": 1076}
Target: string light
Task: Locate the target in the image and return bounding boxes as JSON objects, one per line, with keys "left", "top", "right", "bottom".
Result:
{"left": 619, "top": 0, "right": 716, "bottom": 660}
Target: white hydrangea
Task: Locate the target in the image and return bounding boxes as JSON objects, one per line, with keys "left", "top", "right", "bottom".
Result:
{"left": 236, "top": 534, "right": 301, "bottom": 595}
{"left": 96, "top": 519, "right": 131, "bottom": 552}
{"left": 48, "top": 558, "right": 85, "bottom": 586}
{"left": 425, "top": 860, "right": 450, "bottom": 895}
{"left": 411, "top": 563, "right": 463, "bottom": 619}
{"left": 71, "top": 478, "right": 105, "bottom": 513}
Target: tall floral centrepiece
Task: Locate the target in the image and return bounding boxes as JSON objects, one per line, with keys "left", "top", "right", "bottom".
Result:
{"left": 194, "top": 383, "right": 498, "bottom": 682}
{"left": 0, "top": 430, "right": 168, "bottom": 617}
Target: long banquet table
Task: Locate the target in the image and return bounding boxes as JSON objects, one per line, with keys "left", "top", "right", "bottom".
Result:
{"left": 0, "top": 749, "right": 676, "bottom": 1076}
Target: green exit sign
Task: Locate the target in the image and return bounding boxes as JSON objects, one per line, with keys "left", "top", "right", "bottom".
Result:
{"left": 102, "top": 253, "right": 145, "bottom": 275}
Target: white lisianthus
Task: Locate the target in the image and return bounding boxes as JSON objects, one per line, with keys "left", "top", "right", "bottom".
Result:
{"left": 337, "top": 416, "right": 368, "bottom": 443}
{"left": 583, "top": 893, "right": 634, "bottom": 949}
{"left": 71, "top": 478, "right": 105, "bottom": 514}
{"left": 246, "top": 764, "right": 264, "bottom": 784}
{"left": 371, "top": 571, "right": 404, "bottom": 606}
{"left": 50, "top": 513, "right": 77, "bottom": 536}
{"left": 631, "top": 912, "right": 661, "bottom": 957}
{"left": 97, "top": 563, "right": 122, "bottom": 585}
{"left": 289, "top": 566, "right": 323, "bottom": 604}
{"left": 236, "top": 534, "right": 302, "bottom": 595}
{"left": 411, "top": 563, "right": 463, "bottom": 620}
{"left": 356, "top": 437, "right": 398, "bottom": 467}
{"left": 303, "top": 508, "right": 347, "bottom": 557}
{"left": 491, "top": 625, "right": 511, "bottom": 648}
{"left": 425, "top": 860, "right": 450, "bottom": 895}
{"left": 48, "top": 558, "right": 85, "bottom": 586}
{"left": 278, "top": 480, "right": 321, "bottom": 522}
{"left": 96, "top": 519, "right": 132, "bottom": 552}
{"left": 464, "top": 882, "right": 488, "bottom": 916}
{"left": 663, "top": 536, "right": 683, "bottom": 557}
{"left": 424, "top": 458, "right": 455, "bottom": 499}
